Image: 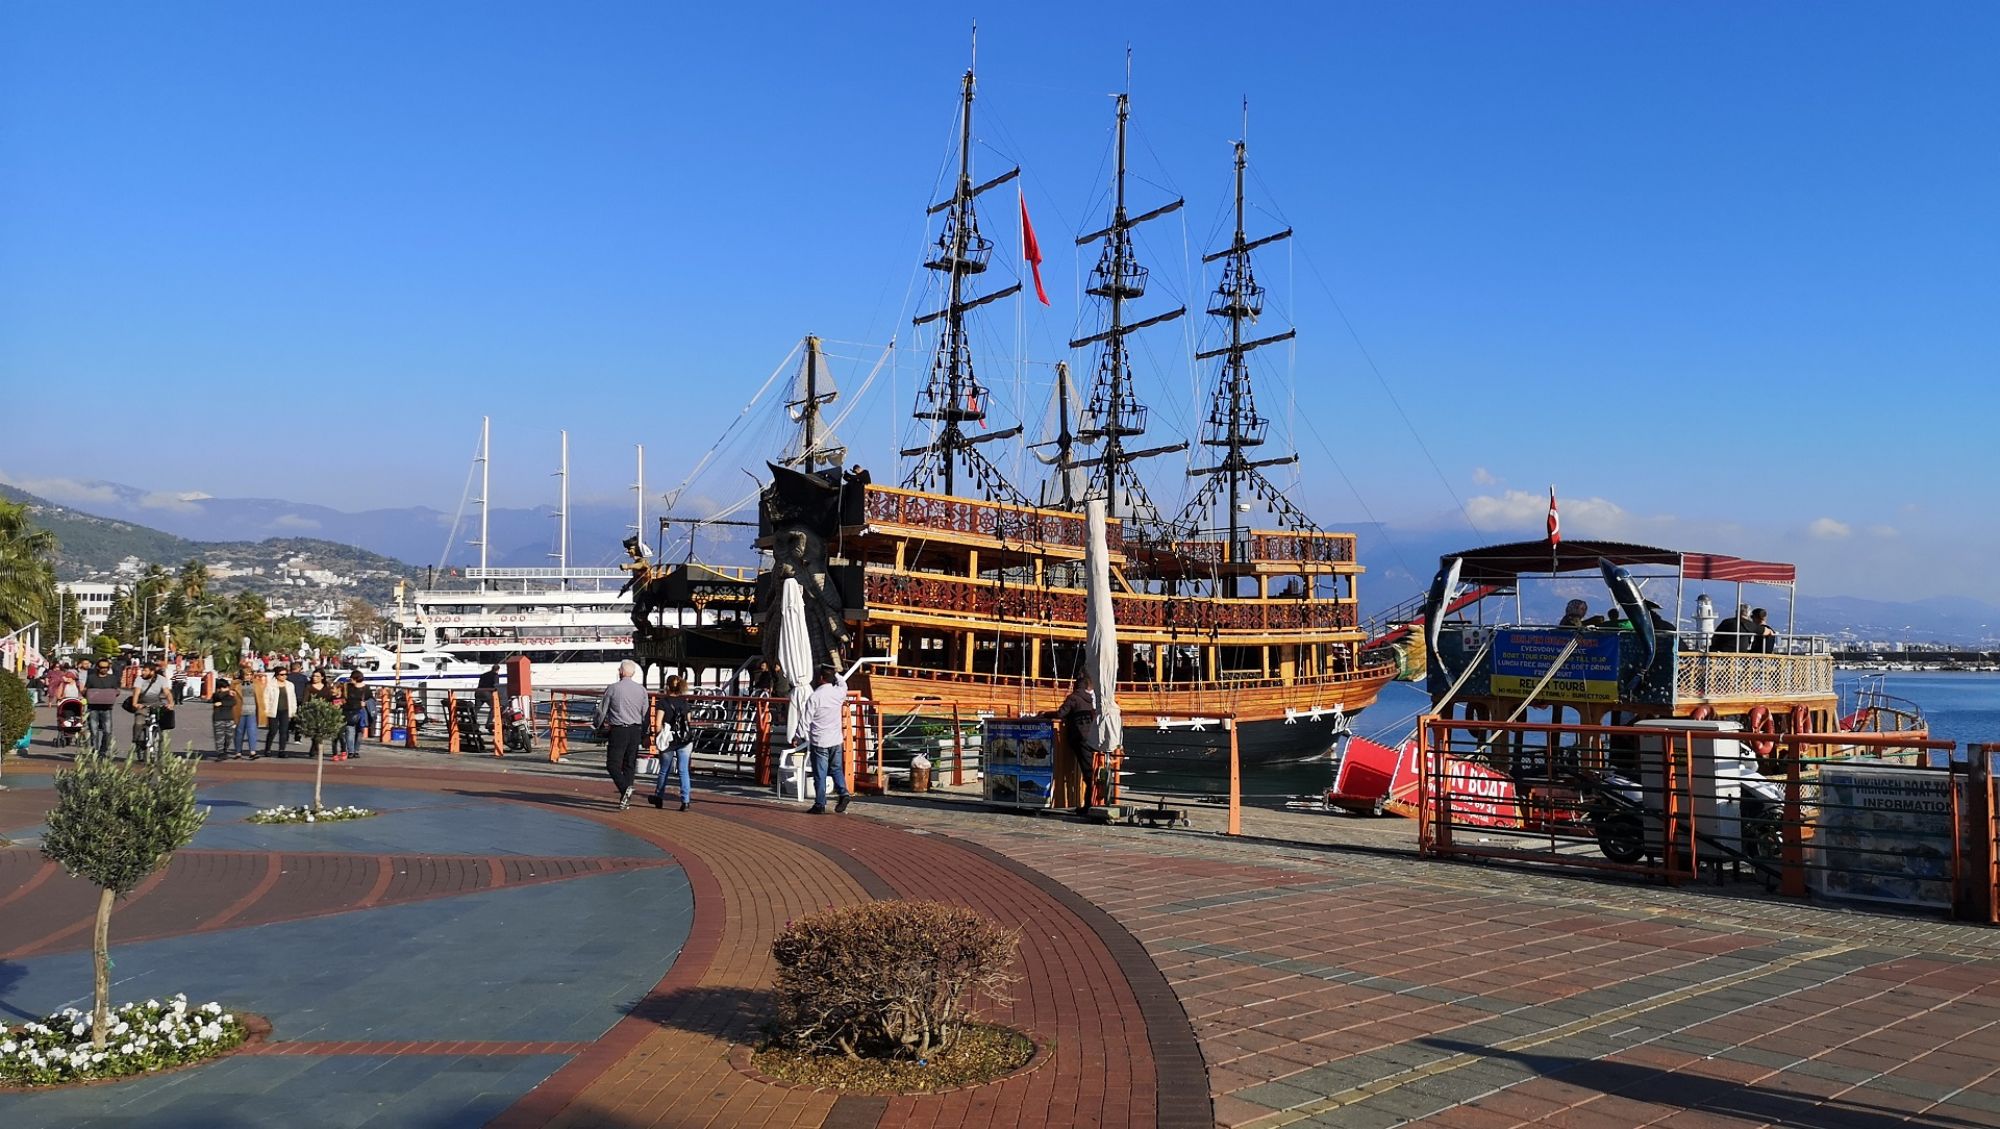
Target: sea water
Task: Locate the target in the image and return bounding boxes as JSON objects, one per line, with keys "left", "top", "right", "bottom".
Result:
{"left": 1125, "top": 671, "right": 2000, "bottom": 807}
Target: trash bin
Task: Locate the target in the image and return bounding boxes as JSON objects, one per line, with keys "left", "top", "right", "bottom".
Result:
{"left": 910, "top": 762, "right": 932, "bottom": 792}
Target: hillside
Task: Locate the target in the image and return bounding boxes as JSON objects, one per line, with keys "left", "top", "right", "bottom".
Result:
{"left": 2, "top": 483, "right": 421, "bottom": 603}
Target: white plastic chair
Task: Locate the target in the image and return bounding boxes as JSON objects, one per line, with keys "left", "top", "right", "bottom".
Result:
{"left": 778, "top": 745, "right": 811, "bottom": 802}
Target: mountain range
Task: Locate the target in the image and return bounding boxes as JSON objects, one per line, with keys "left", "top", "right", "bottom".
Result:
{"left": 6, "top": 477, "right": 1996, "bottom": 644}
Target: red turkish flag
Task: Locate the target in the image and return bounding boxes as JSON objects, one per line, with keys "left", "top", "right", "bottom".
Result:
{"left": 1547, "top": 486, "right": 1561, "bottom": 547}
{"left": 1020, "top": 191, "right": 1050, "bottom": 306}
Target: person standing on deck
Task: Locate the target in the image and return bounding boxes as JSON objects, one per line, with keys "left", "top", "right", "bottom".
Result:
{"left": 596, "top": 659, "right": 649, "bottom": 810}
{"left": 801, "top": 664, "right": 853, "bottom": 815}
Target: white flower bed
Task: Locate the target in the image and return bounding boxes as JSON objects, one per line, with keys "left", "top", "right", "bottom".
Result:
{"left": 246, "top": 804, "right": 374, "bottom": 825}
{"left": 1, "top": 995, "right": 246, "bottom": 1087}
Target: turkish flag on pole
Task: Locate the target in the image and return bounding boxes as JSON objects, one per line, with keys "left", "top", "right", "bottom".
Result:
{"left": 1020, "top": 191, "right": 1050, "bottom": 306}
{"left": 1546, "top": 486, "right": 1561, "bottom": 547}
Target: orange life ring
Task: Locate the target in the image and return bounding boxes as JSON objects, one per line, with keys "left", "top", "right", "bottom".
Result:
{"left": 1744, "top": 705, "right": 1776, "bottom": 757}
{"left": 1689, "top": 704, "right": 1715, "bottom": 721}
{"left": 1789, "top": 705, "right": 1812, "bottom": 741}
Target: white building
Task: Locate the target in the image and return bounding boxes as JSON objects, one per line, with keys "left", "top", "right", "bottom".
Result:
{"left": 57, "top": 581, "right": 117, "bottom": 645}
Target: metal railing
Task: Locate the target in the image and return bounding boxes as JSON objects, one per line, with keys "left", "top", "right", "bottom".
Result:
{"left": 1676, "top": 651, "right": 1834, "bottom": 699}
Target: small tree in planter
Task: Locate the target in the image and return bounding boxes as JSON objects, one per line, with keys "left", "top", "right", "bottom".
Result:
{"left": 770, "top": 900, "right": 1019, "bottom": 1061}
{"left": 0, "top": 668, "right": 31, "bottom": 789}
{"left": 40, "top": 751, "right": 207, "bottom": 1049}
{"left": 296, "top": 697, "right": 346, "bottom": 811}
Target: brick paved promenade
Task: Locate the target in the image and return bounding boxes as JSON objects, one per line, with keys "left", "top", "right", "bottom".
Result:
{"left": 3, "top": 732, "right": 1998, "bottom": 1128}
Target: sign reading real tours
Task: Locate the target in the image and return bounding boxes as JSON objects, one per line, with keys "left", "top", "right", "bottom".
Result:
{"left": 1812, "top": 765, "right": 1954, "bottom": 909}
{"left": 1490, "top": 630, "right": 1622, "bottom": 702}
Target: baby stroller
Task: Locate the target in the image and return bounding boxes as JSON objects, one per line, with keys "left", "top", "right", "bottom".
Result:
{"left": 53, "top": 693, "right": 87, "bottom": 748}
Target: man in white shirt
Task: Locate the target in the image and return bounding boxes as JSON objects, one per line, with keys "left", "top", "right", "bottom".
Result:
{"left": 801, "top": 664, "right": 852, "bottom": 814}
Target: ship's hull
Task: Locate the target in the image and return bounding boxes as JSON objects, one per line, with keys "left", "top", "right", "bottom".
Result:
{"left": 856, "top": 661, "right": 1396, "bottom": 771}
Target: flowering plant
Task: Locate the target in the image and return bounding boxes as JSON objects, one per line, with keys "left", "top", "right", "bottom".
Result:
{"left": 246, "top": 804, "right": 374, "bottom": 825}
{"left": 0, "top": 995, "right": 245, "bottom": 1087}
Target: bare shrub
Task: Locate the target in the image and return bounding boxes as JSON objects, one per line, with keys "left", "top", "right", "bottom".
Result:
{"left": 770, "top": 900, "right": 1019, "bottom": 1060}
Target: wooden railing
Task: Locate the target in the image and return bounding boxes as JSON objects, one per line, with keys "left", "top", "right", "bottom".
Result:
{"left": 861, "top": 486, "right": 1120, "bottom": 552}
{"left": 1676, "top": 651, "right": 1834, "bottom": 700}
{"left": 862, "top": 570, "right": 1358, "bottom": 633}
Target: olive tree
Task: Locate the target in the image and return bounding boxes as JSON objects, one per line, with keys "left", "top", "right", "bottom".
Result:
{"left": 40, "top": 751, "right": 208, "bottom": 1049}
{"left": 296, "top": 696, "right": 347, "bottom": 811}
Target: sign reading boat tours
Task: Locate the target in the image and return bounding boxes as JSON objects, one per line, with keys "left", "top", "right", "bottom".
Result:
{"left": 1490, "top": 630, "right": 1621, "bottom": 702}
{"left": 1810, "top": 764, "right": 1953, "bottom": 909}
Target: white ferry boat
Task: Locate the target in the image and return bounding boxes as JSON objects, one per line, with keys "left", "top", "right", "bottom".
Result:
{"left": 342, "top": 565, "right": 661, "bottom": 691}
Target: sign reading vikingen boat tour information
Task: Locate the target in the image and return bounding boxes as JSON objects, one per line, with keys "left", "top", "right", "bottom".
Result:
{"left": 1811, "top": 764, "right": 1954, "bottom": 909}
{"left": 1490, "top": 630, "right": 1622, "bottom": 702}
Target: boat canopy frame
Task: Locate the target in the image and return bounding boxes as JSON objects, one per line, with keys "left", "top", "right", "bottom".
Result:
{"left": 1438, "top": 539, "right": 1800, "bottom": 638}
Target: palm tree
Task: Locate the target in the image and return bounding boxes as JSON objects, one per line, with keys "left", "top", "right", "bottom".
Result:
{"left": 0, "top": 500, "right": 58, "bottom": 633}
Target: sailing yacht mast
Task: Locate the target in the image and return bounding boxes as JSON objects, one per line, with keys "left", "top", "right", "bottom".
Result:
{"left": 632, "top": 444, "right": 645, "bottom": 537}
{"left": 1186, "top": 117, "right": 1304, "bottom": 567}
{"left": 904, "top": 50, "right": 1025, "bottom": 502}
{"left": 1072, "top": 78, "right": 1187, "bottom": 528}
{"left": 473, "top": 416, "right": 491, "bottom": 592}
{"left": 552, "top": 430, "right": 570, "bottom": 589}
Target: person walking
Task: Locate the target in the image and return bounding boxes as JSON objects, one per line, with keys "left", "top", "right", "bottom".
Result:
{"left": 649, "top": 675, "right": 694, "bottom": 811}
{"left": 340, "top": 673, "right": 369, "bottom": 760}
{"left": 595, "top": 660, "right": 649, "bottom": 810}
{"left": 303, "top": 671, "right": 339, "bottom": 758}
{"left": 236, "top": 668, "right": 267, "bottom": 759}
{"left": 800, "top": 664, "right": 853, "bottom": 815}
{"left": 84, "top": 657, "right": 119, "bottom": 754}
{"left": 261, "top": 664, "right": 297, "bottom": 758}
{"left": 208, "top": 676, "right": 241, "bottom": 761}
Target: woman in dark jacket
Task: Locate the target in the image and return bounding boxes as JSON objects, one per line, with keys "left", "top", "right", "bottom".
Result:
{"left": 649, "top": 676, "right": 695, "bottom": 811}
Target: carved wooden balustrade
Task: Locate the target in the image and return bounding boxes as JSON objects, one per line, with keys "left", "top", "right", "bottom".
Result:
{"left": 863, "top": 571, "right": 1357, "bottom": 634}
{"left": 860, "top": 487, "right": 1121, "bottom": 552}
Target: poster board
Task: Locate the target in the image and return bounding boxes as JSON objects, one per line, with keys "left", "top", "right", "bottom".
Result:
{"left": 1491, "top": 630, "right": 1621, "bottom": 702}
{"left": 983, "top": 717, "right": 1057, "bottom": 809}
{"left": 1811, "top": 764, "right": 1953, "bottom": 909}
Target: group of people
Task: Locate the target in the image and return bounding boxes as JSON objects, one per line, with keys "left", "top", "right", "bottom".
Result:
{"left": 1557, "top": 599, "right": 1674, "bottom": 632}
{"left": 593, "top": 657, "right": 859, "bottom": 817}
{"left": 203, "top": 663, "right": 373, "bottom": 762}
{"left": 1710, "top": 604, "right": 1779, "bottom": 654}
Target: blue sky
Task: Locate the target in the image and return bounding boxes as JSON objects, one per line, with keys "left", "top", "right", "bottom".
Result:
{"left": 3, "top": 2, "right": 1996, "bottom": 599}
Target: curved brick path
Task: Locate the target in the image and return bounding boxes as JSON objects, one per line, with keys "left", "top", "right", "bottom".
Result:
{"left": 0, "top": 759, "right": 1211, "bottom": 1129}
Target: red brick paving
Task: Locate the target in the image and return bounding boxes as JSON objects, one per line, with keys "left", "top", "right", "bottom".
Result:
{"left": 8, "top": 753, "right": 2000, "bottom": 1128}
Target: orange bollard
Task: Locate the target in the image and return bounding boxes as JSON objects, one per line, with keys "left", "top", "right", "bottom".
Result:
{"left": 549, "top": 696, "right": 568, "bottom": 762}
{"left": 754, "top": 700, "right": 773, "bottom": 786}
{"left": 951, "top": 704, "right": 965, "bottom": 787}
{"left": 492, "top": 696, "right": 505, "bottom": 757}
{"left": 374, "top": 688, "right": 390, "bottom": 744}
{"left": 401, "top": 690, "right": 418, "bottom": 748}
{"left": 447, "top": 692, "right": 460, "bottom": 754}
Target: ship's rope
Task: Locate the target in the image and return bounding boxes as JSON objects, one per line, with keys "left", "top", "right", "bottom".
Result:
{"left": 661, "top": 339, "right": 802, "bottom": 514}
{"left": 433, "top": 423, "right": 485, "bottom": 575}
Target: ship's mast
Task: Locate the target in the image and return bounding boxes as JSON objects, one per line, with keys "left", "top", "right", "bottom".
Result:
{"left": 904, "top": 56, "right": 1025, "bottom": 502}
{"left": 1032, "top": 361, "right": 1084, "bottom": 510}
{"left": 1185, "top": 114, "right": 1309, "bottom": 566}
{"left": 786, "top": 335, "right": 846, "bottom": 473}
{"left": 1072, "top": 80, "right": 1187, "bottom": 529}
{"left": 473, "top": 416, "right": 491, "bottom": 592}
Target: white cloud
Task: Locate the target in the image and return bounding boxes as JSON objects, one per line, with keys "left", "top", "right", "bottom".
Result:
{"left": 272, "top": 514, "right": 321, "bottom": 530}
{"left": 0, "top": 470, "right": 122, "bottom": 508}
{"left": 176, "top": 491, "right": 213, "bottom": 502}
{"left": 1463, "top": 490, "right": 1648, "bottom": 538}
{"left": 137, "top": 492, "right": 203, "bottom": 513}
{"left": 1808, "top": 518, "right": 1852, "bottom": 540}
{"left": 1471, "top": 466, "right": 1498, "bottom": 486}
{"left": 1865, "top": 524, "right": 1900, "bottom": 539}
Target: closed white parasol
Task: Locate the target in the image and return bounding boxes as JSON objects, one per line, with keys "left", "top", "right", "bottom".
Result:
{"left": 778, "top": 577, "right": 815, "bottom": 747}
{"left": 1084, "top": 499, "right": 1123, "bottom": 758}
